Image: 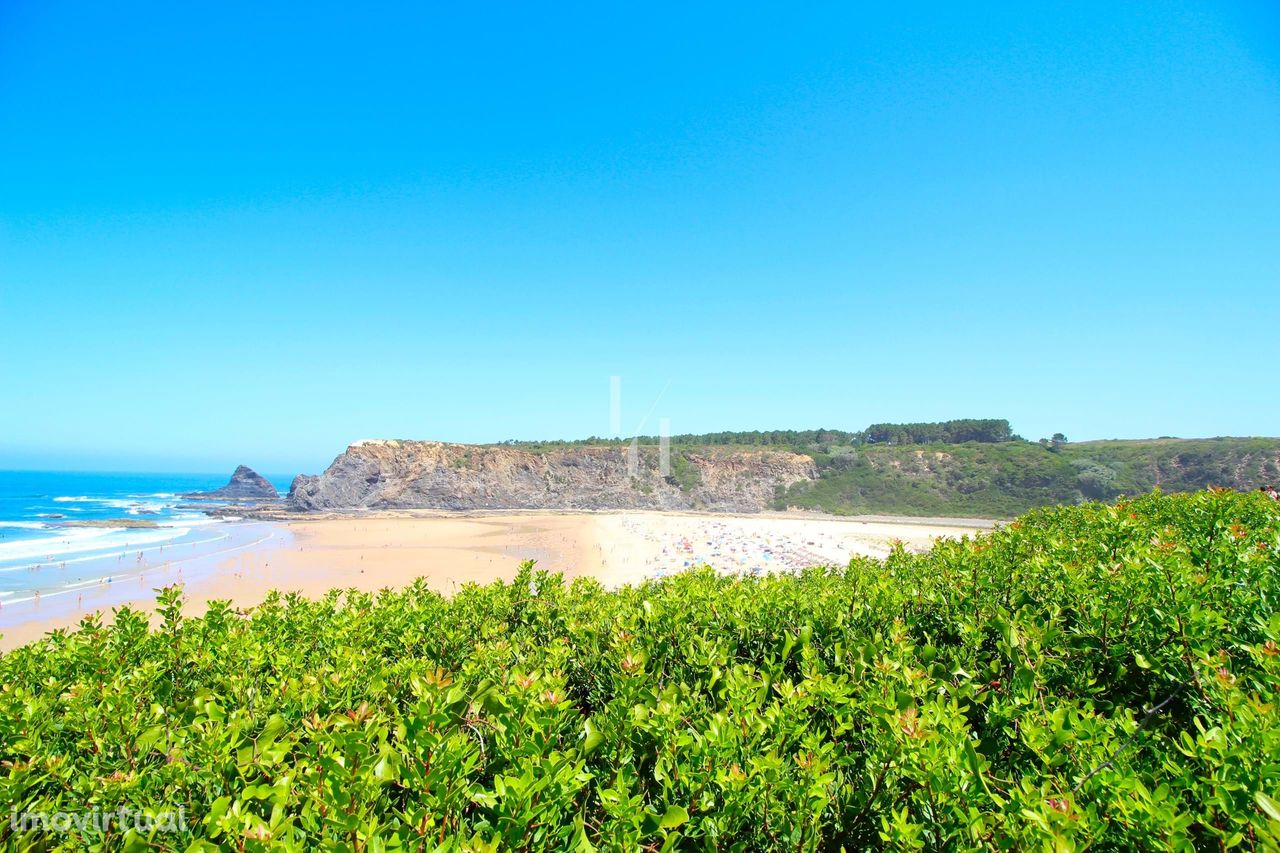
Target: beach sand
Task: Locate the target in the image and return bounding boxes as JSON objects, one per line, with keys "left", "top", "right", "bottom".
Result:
{"left": 0, "top": 511, "right": 992, "bottom": 650}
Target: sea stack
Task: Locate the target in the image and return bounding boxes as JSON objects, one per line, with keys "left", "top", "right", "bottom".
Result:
{"left": 184, "top": 465, "right": 279, "bottom": 500}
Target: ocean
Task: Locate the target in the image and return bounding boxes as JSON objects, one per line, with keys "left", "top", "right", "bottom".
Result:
{"left": 0, "top": 470, "right": 293, "bottom": 608}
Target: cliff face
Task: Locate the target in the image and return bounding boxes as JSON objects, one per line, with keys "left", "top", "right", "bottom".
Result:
{"left": 287, "top": 440, "right": 816, "bottom": 513}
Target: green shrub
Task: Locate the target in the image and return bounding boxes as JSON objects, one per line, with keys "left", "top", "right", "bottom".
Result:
{"left": 666, "top": 451, "right": 701, "bottom": 494}
{"left": 1, "top": 490, "right": 1277, "bottom": 850}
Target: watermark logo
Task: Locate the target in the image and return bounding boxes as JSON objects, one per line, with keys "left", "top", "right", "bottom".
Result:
{"left": 611, "top": 376, "right": 672, "bottom": 478}
{"left": 9, "top": 805, "right": 187, "bottom": 835}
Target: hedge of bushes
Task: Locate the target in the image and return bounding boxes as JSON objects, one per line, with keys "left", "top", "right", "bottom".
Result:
{"left": 1, "top": 489, "right": 1277, "bottom": 850}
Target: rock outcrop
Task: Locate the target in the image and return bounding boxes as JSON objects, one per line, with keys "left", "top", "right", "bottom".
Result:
{"left": 64, "top": 518, "right": 161, "bottom": 529}
{"left": 287, "top": 440, "right": 816, "bottom": 513}
{"left": 184, "top": 465, "right": 279, "bottom": 501}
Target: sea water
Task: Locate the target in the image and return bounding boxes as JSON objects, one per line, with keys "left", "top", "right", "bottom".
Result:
{"left": 0, "top": 470, "right": 292, "bottom": 606}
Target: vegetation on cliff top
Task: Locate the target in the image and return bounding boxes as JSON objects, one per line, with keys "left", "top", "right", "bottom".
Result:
{"left": 499, "top": 419, "right": 1016, "bottom": 451}
{"left": 2, "top": 490, "right": 1278, "bottom": 849}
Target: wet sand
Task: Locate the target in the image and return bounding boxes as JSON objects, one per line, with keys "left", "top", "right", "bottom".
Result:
{"left": 0, "top": 511, "right": 992, "bottom": 650}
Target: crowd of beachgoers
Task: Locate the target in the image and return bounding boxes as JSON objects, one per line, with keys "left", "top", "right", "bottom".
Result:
{"left": 604, "top": 516, "right": 866, "bottom": 578}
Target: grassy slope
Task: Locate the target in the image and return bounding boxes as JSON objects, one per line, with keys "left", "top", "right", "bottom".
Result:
{"left": 781, "top": 437, "right": 1280, "bottom": 518}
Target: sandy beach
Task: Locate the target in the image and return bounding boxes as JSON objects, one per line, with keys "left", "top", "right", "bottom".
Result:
{"left": 0, "top": 511, "right": 992, "bottom": 650}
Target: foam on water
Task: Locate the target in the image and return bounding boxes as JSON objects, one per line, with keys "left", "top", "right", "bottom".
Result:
{"left": 0, "top": 470, "right": 292, "bottom": 603}
{"left": 0, "top": 527, "right": 194, "bottom": 567}
{"left": 0, "top": 527, "right": 116, "bottom": 561}
{"left": 54, "top": 496, "right": 169, "bottom": 513}
{"left": 3, "top": 531, "right": 227, "bottom": 574}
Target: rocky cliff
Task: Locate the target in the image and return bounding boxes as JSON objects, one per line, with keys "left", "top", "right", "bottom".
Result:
{"left": 287, "top": 440, "right": 816, "bottom": 513}
{"left": 185, "top": 465, "right": 279, "bottom": 501}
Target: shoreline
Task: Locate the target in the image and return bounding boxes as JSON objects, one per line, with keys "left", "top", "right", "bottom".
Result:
{"left": 0, "top": 522, "right": 290, "bottom": 650}
{"left": 222, "top": 504, "right": 1005, "bottom": 527}
{"left": 0, "top": 510, "right": 989, "bottom": 651}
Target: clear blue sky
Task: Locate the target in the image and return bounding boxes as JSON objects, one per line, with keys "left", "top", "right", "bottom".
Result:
{"left": 2, "top": 1, "right": 1277, "bottom": 475}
